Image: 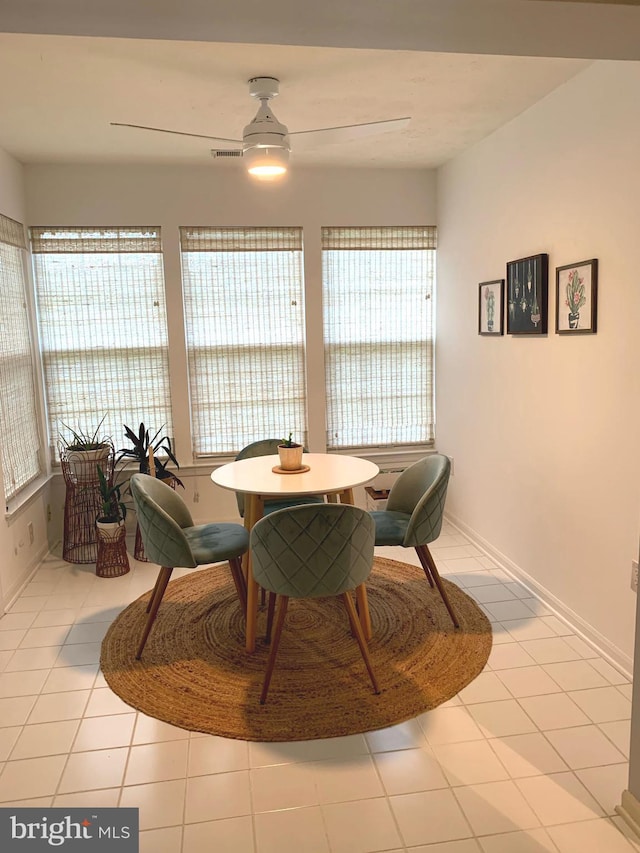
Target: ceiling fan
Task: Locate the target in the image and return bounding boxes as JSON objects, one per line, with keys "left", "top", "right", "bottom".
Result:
{"left": 111, "top": 76, "right": 411, "bottom": 180}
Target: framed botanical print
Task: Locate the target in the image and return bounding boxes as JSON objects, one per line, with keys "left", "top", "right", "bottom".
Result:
{"left": 478, "top": 280, "right": 504, "bottom": 335}
{"left": 506, "top": 253, "right": 549, "bottom": 335}
{"left": 556, "top": 259, "right": 598, "bottom": 334}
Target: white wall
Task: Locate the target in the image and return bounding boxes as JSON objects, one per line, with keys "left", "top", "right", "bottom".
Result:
{"left": 0, "top": 148, "right": 26, "bottom": 217}
{"left": 24, "top": 164, "right": 437, "bottom": 524}
{"left": 436, "top": 60, "right": 640, "bottom": 666}
{"left": 0, "top": 147, "right": 52, "bottom": 613}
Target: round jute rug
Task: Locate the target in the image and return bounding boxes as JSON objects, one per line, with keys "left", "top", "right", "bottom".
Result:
{"left": 101, "top": 557, "right": 492, "bottom": 741}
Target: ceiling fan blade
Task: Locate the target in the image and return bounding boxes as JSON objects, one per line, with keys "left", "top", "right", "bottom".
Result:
{"left": 110, "top": 122, "right": 243, "bottom": 146}
{"left": 289, "top": 117, "right": 410, "bottom": 151}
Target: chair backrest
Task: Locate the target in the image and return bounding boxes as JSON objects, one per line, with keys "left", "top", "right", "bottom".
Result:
{"left": 130, "top": 473, "right": 197, "bottom": 568}
{"left": 251, "top": 503, "right": 375, "bottom": 598}
{"left": 234, "top": 439, "right": 282, "bottom": 516}
{"left": 386, "top": 454, "right": 451, "bottom": 547}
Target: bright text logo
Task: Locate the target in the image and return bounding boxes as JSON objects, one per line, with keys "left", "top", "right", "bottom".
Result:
{"left": 0, "top": 808, "right": 138, "bottom": 851}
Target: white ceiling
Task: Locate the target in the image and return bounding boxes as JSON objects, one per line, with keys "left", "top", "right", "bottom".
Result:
{"left": 0, "top": 33, "right": 590, "bottom": 169}
{"left": 3, "top": 2, "right": 639, "bottom": 171}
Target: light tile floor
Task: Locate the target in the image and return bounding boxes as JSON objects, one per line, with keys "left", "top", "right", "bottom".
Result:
{"left": 0, "top": 521, "right": 638, "bottom": 853}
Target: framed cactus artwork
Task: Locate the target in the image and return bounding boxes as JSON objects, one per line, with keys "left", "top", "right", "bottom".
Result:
{"left": 506, "top": 253, "right": 549, "bottom": 335}
{"left": 555, "top": 259, "right": 598, "bottom": 334}
{"left": 478, "top": 279, "right": 504, "bottom": 335}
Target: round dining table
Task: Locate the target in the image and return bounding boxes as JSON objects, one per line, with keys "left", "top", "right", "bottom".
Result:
{"left": 211, "top": 452, "right": 379, "bottom": 652}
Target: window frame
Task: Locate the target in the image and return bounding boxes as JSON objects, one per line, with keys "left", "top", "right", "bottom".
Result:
{"left": 180, "top": 225, "right": 309, "bottom": 458}
{"left": 321, "top": 225, "right": 437, "bottom": 452}
{"left": 30, "top": 225, "right": 174, "bottom": 465}
{"left": 0, "top": 213, "right": 45, "bottom": 507}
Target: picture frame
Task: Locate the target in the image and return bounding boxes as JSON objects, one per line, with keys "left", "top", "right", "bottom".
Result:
{"left": 478, "top": 279, "right": 504, "bottom": 335}
{"left": 506, "top": 253, "right": 549, "bottom": 335}
{"left": 555, "top": 259, "right": 598, "bottom": 334}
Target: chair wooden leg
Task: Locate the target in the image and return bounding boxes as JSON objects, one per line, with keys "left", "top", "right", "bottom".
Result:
{"left": 245, "top": 556, "right": 259, "bottom": 654}
{"left": 260, "top": 596, "right": 289, "bottom": 704}
{"left": 415, "top": 546, "right": 435, "bottom": 588}
{"left": 342, "top": 592, "right": 380, "bottom": 695}
{"left": 136, "top": 566, "right": 173, "bottom": 659}
{"left": 145, "top": 570, "right": 166, "bottom": 613}
{"left": 355, "top": 583, "right": 372, "bottom": 641}
{"left": 228, "top": 557, "right": 247, "bottom": 616}
{"left": 265, "top": 592, "right": 277, "bottom": 644}
{"left": 416, "top": 545, "right": 460, "bottom": 629}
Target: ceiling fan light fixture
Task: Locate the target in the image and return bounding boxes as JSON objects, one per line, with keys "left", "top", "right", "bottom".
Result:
{"left": 244, "top": 145, "right": 289, "bottom": 180}
{"left": 111, "top": 75, "right": 411, "bottom": 179}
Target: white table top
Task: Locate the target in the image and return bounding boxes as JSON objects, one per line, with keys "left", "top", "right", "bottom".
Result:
{"left": 211, "top": 453, "right": 379, "bottom": 497}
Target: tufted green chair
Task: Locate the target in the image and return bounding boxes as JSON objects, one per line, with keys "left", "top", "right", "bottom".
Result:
{"left": 130, "top": 473, "right": 249, "bottom": 659}
{"left": 369, "top": 454, "right": 459, "bottom": 628}
{"left": 234, "top": 439, "right": 324, "bottom": 518}
{"left": 250, "top": 503, "right": 380, "bottom": 704}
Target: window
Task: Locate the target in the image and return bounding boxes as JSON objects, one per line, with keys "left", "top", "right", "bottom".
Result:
{"left": 322, "top": 226, "right": 436, "bottom": 449}
{"left": 0, "top": 213, "right": 42, "bottom": 502}
{"left": 31, "top": 227, "right": 173, "bottom": 457}
{"left": 180, "top": 227, "right": 307, "bottom": 456}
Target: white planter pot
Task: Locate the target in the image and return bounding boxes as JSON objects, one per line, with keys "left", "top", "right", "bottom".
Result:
{"left": 65, "top": 445, "right": 111, "bottom": 483}
{"left": 96, "top": 519, "right": 125, "bottom": 542}
{"left": 278, "top": 444, "right": 304, "bottom": 471}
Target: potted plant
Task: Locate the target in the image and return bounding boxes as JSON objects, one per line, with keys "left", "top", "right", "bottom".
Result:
{"left": 278, "top": 433, "right": 304, "bottom": 471}
{"left": 96, "top": 465, "right": 127, "bottom": 536}
{"left": 117, "top": 422, "right": 183, "bottom": 486}
{"left": 95, "top": 465, "right": 131, "bottom": 578}
{"left": 117, "top": 423, "right": 182, "bottom": 562}
{"left": 59, "top": 414, "right": 111, "bottom": 483}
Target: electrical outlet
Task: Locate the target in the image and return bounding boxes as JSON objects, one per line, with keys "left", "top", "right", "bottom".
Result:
{"left": 193, "top": 492, "right": 200, "bottom": 504}
{"left": 632, "top": 560, "right": 639, "bottom": 593}
{"left": 28, "top": 522, "right": 34, "bottom": 545}
{"left": 47, "top": 504, "right": 52, "bottom": 522}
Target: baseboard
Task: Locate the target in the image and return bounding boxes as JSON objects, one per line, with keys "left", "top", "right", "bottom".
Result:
{"left": 445, "top": 511, "right": 633, "bottom": 679}
{"left": 616, "top": 790, "right": 640, "bottom": 840}
{"left": 3, "top": 540, "right": 51, "bottom": 614}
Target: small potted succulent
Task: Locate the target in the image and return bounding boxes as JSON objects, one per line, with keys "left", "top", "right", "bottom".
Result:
{"left": 96, "top": 465, "right": 127, "bottom": 537}
{"left": 59, "top": 414, "right": 111, "bottom": 483}
{"left": 278, "top": 433, "right": 304, "bottom": 471}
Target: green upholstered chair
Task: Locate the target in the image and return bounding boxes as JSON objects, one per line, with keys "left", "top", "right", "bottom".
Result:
{"left": 130, "top": 473, "right": 249, "bottom": 659}
{"left": 234, "top": 439, "right": 324, "bottom": 518}
{"left": 369, "top": 454, "right": 459, "bottom": 628}
{"left": 250, "top": 503, "right": 380, "bottom": 704}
